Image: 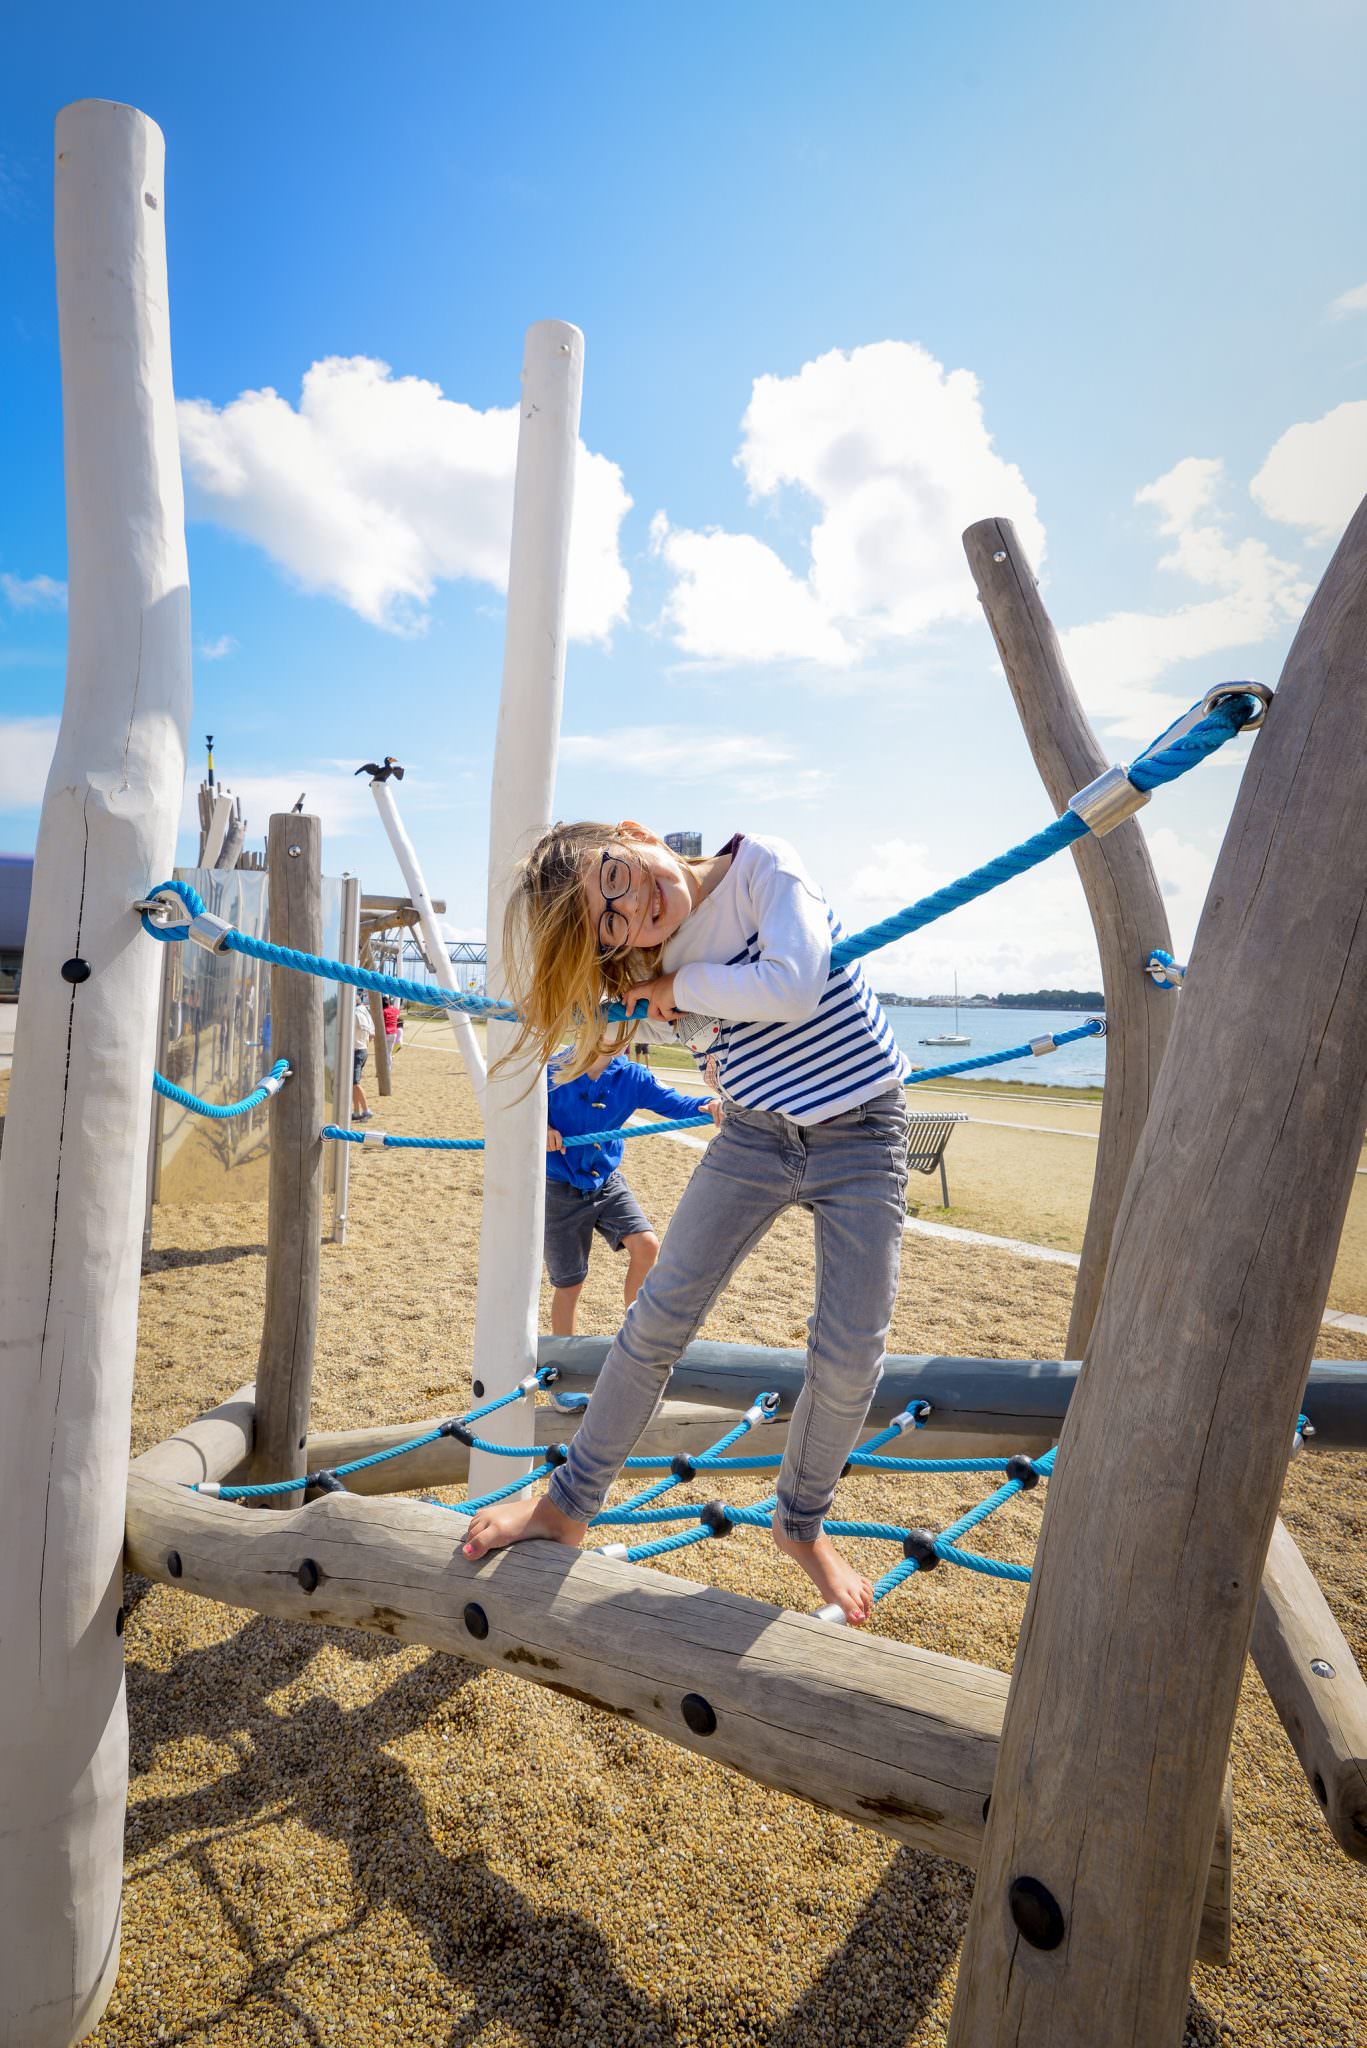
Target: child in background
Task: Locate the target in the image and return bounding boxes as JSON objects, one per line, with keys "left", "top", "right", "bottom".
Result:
{"left": 382, "top": 998, "right": 401, "bottom": 1061}
{"left": 464, "top": 821, "right": 910, "bottom": 1624}
{"left": 544, "top": 1047, "right": 720, "bottom": 1335}
{"left": 352, "top": 997, "right": 375, "bottom": 1120}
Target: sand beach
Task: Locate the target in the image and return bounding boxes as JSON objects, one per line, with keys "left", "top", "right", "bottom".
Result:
{"left": 5, "top": 1026, "right": 1363, "bottom": 2047}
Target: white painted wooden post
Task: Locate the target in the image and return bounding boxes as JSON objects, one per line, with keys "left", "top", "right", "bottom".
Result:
{"left": 467, "top": 321, "right": 583, "bottom": 1498}
{"left": 0, "top": 100, "right": 191, "bottom": 2047}
{"left": 368, "top": 777, "right": 486, "bottom": 1101}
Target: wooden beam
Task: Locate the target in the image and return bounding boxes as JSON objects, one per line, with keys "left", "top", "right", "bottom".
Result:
{"left": 469, "top": 321, "right": 583, "bottom": 1498}
{"left": 948, "top": 494, "right": 1367, "bottom": 2047}
{"left": 1251, "top": 1518, "right": 1367, "bottom": 1861}
{"left": 538, "top": 1337, "right": 1367, "bottom": 1450}
{"left": 962, "top": 519, "right": 1176, "bottom": 1360}
{"left": 0, "top": 99, "right": 192, "bottom": 2048}
{"left": 368, "top": 990, "right": 391, "bottom": 1095}
{"left": 251, "top": 814, "right": 325, "bottom": 1501}
{"left": 128, "top": 1384, "right": 256, "bottom": 1489}
{"left": 302, "top": 1405, "right": 1046, "bottom": 1493}
{"left": 121, "top": 1473, "right": 1229, "bottom": 1962}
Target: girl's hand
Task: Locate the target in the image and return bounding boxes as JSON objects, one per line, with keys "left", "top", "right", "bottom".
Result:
{"left": 704, "top": 1097, "right": 724, "bottom": 1127}
{"left": 546, "top": 1126, "right": 565, "bottom": 1153}
{"left": 624, "top": 973, "right": 679, "bottom": 1021}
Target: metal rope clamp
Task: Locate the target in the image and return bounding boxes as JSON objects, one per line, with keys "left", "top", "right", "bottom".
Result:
{"left": 1067, "top": 763, "right": 1150, "bottom": 836}
{"left": 187, "top": 910, "right": 233, "bottom": 952}
{"left": 133, "top": 891, "right": 192, "bottom": 933}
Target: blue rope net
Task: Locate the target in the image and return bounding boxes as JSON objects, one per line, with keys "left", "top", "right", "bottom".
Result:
{"left": 190, "top": 1371, "right": 1056, "bottom": 1617}
{"left": 136, "top": 691, "right": 1263, "bottom": 1026}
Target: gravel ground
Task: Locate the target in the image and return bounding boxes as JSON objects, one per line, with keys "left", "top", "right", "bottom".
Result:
{"left": 10, "top": 1038, "right": 1364, "bottom": 2047}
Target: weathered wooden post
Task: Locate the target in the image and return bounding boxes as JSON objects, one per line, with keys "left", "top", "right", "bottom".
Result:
{"left": 367, "top": 973, "right": 392, "bottom": 1096}
{"left": 948, "top": 495, "right": 1367, "bottom": 2047}
{"left": 249, "top": 813, "right": 325, "bottom": 1500}
{"left": 963, "top": 517, "right": 1176, "bottom": 1357}
{"left": 467, "top": 320, "right": 583, "bottom": 1499}
{"left": 368, "top": 774, "right": 486, "bottom": 1102}
{"left": 0, "top": 99, "right": 191, "bottom": 2046}
{"left": 963, "top": 516, "right": 1367, "bottom": 1868}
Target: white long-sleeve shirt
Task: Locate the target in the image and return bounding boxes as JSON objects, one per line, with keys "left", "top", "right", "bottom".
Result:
{"left": 658, "top": 833, "right": 908, "bottom": 1123}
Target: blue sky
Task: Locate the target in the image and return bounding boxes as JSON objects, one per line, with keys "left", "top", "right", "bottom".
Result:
{"left": 3, "top": 1, "right": 1365, "bottom": 993}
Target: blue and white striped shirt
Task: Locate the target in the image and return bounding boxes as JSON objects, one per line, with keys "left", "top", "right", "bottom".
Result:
{"left": 661, "top": 834, "right": 909, "bottom": 1124}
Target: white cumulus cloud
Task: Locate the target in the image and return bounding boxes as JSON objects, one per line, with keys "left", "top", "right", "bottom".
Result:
{"left": 197, "top": 634, "right": 238, "bottom": 660}
{"left": 654, "top": 341, "right": 1043, "bottom": 666}
{"left": 1249, "top": 400, "right": 1367, "bottom": 544}
{"left": 1, "top": 572, "right": 66, "bottom": 612}
{"left": 560, "top": 724, "right": 827, "bottom": 803}
{"left": 846, "top": 835, "right": 1102, "bottom": 996}
{"left": 845, "top": 818, "right": 1218, "bottom": 996}
{"left": 1059, "top": 455, "right": 1311, "bottom": 738}
{"left": 1329, "top": 282, "right": 1367, "bottom": 318}
{"left": 177, "top": 355, "right": 632, "bottom": 642}
{"left": 0, "top": 716, "right": 59, "bottom": 809}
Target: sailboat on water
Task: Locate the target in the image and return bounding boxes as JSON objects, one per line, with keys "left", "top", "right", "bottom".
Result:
{"left": 918, "top": 973, "right": 971, "bottom": 1047}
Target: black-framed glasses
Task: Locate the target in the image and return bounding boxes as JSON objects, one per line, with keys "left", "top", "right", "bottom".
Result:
{"left": 596, "top": 847, "right": 637, "bottom": 956}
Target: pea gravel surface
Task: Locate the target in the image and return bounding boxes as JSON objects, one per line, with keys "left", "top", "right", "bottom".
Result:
{"left": 58, "top": 1041, "right": 1367, "bottom": 2046}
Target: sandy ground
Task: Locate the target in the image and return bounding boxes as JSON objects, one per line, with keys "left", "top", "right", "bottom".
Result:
{"left": 2, "top": 1041, "right": 1365, "bottom": 2045}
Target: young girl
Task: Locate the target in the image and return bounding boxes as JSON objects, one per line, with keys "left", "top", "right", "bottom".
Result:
{"left": 463, "top": 822, "right": 910, "bottom": 1623}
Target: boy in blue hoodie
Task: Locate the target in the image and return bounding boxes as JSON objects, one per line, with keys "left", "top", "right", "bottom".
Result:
{"left": 545, "top": 1048, "right": 720, "bottom": 1335}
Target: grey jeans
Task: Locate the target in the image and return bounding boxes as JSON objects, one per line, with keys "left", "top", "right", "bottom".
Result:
{"left": 546, "top": 1087, "right": 909, "bottom": 1539}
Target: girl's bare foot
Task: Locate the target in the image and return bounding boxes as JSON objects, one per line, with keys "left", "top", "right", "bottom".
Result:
{"left": 772, "top": 1527, "right": 874, "bottom": 1625}
{"left": 463, "top": 1493, "right": 587, "bottom": 1560}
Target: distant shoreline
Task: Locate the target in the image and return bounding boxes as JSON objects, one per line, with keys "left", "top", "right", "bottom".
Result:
{"left": 876, "top": 993, "right": 1105, "bottom": 1012}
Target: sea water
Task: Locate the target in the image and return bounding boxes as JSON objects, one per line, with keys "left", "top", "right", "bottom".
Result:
{"left": 886, "top": 1005, "right": 1107, "bottom": 1091}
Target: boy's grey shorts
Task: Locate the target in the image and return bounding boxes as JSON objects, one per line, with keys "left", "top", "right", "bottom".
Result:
{"left": 544, "top": 1173, "right": 654, "bottom": 1288}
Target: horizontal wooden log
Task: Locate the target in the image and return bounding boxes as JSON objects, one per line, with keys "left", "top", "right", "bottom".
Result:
{"left": 538, "top": 1338, "right": 1367, "bottom": 1449}
{"left": 301, "top": 1404, "right": 1047, "bottom": 1495}
{"left": 121, "top": 1472, "right": 1228, "bottom": 1961}
{"left": 1251, "top": 1518, "right": 1367, "bottom": 1860}
{"left": 128, "top": 1383, "right": 256, "bottom": 1488}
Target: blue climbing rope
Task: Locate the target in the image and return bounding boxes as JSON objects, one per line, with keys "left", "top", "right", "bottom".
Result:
{"left": 827, "top": 692, "right": 1259, "bottom": 973}
{"left": 137, "top": 691, "right": 1263, "bottom": 1025}
{"left": 152, "top": 1059, "right": 291, "bottom": 1119}
{"left": 907, "top": 1017, "right": 1103, "bottom": 1086}
{"left": 319, "top": 1111, "right": 715, "bottom": 1152}
{"left": 316, "top": 1021, "right": 1106, "bottom": 1156}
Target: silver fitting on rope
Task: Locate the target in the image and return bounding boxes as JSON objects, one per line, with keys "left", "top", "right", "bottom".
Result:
{"left": 1029, "top": 1034, "right": 1056, "bottom": 1056}
{"left": 743, "top": 1396, "right": 781, "bottom": 1427}
{"left": 1203, "top": 680, "right": 1273, "bottom": 729}
{"left": 1291, "top": 1418, "right": 1315, "bottom": 1459}
{"left": 195, "top": 1481, "right": 222, "bottom": 1497}
{"left": 1131, "top": 682, "right": 1276, "bottom": 767}
{"left": 1145, "top": 952, "right": 1186, "bottom": 989}
{"left": 596, "top": 1543, "right": 630, "bottom": 1561}
{"left": 517, "top": 1373, "right": 539, "bottom": 1396}
{"left": 890, "top": 1402, "right": 930, "bottom": 1434}
{"left": 187, "top": 910, "right": 234, "bottom": 953}
{"left": 359, "top": 1127, "right": 390, "bottom": 1144}
{"left": 133, "top": 891, "right": 192, "bottom": 931}
{"left": 814, "top": 1601, "right": 848, "bottom": 1625}
{"left": 1067, "top": 764, "right": 1150, "bottom": 836}
{"left": 257, "top": 1066, "right": 290, "bottom": 1097}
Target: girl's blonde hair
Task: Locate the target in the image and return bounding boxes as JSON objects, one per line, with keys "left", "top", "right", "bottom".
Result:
{"left": 500, "top": 823, "right": 655, "bottom": 1089}
{"left": 497, "top": 820, "right": 672, "bottom": 1083}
